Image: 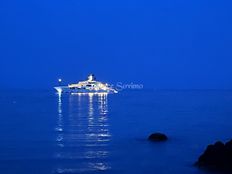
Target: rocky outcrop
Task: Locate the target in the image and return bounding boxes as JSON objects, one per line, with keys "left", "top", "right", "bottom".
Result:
{"left": 148, "top": 133, "right": 168, "bottom": 142}
{"left": 196, "top": 140, "right": 232, "bottom": 172}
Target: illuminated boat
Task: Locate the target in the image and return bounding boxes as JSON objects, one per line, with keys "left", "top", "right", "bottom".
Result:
{"left": 54, "top": 74, "right": 118, "bottom": 94}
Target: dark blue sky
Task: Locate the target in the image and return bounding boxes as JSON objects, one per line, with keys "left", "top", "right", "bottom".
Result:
{"left": 0, "top": 0, "right": 232, "bottom": 89}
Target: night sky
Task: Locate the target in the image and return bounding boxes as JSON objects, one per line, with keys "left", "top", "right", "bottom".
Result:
{"left": 0, "top": 0, "right": 232, "bottom": 89}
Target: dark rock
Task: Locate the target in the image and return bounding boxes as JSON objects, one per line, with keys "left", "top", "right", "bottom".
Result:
{"left": 196, "top": 139, "right": 232, "bottom": 172}
{"left": 148, "top": 133, "right": 168, "bottom": 142}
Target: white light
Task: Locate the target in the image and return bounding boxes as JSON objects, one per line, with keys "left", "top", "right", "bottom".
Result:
{"left": 57, "top": 89, "right": 62, "bottom": 94}
{"left": 71, "top": 92, "right": 108, "bottom": 96}
{"left": 54, "top": 87, "right": 62, "bottom": 94}
{"left": 58, "top": 79, "right": 62, "bottom": 82}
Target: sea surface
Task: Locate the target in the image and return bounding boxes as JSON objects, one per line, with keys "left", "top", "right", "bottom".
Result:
{"left": 0, "top": 90, "right": 232, "bottom": 174}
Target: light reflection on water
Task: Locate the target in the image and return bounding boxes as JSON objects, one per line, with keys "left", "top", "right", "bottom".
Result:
{"left": 54, "top": 93, "right": 111, "bottom": 173}
{"left": 2, "top": 90, "right": 232, "bottom": 174}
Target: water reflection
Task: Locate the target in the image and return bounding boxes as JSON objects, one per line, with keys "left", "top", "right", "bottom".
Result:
{"left": 56, "top": 93, "right": 64, "bottom": 148}
{"left": 54, "top": 93, "right": 111, "bottom": 173}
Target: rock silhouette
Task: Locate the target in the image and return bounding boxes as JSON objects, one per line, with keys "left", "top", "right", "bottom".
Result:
{"left": 196, "top": 140, "right": 232, "bottom": 172}
{"left": 148, "top": 133, "right": 168, "bottom": 142}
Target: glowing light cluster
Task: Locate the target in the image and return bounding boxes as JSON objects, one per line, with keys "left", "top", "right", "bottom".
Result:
{"left": 71, "top": 92, "right": 108, "bottom": 96}
{"left": 55, "top": 74, "right": 118, "bottom": 94}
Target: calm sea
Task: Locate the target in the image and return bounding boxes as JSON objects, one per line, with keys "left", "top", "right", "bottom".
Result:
{"left": 0, "top": 90, "right": 232, "bottom": 174}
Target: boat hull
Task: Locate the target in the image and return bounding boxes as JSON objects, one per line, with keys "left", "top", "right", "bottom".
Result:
{"left": 54, "top": 86, "right": 117, "bottom": 94}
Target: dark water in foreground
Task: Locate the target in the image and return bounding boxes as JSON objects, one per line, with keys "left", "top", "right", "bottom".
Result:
{"left": 0, "top": 90, "right": 232, "bottom": 174}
